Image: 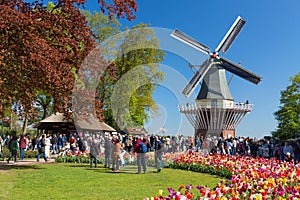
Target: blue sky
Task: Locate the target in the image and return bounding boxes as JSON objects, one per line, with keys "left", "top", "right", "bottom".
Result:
{"left": 84, "top": 0, "right": 300, "bottom": 138}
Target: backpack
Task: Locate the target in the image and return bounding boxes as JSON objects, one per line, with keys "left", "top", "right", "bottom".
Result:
{"left": 139, "top": 142, "right": 147, "bottom": 153}
{"left": 157, "top": 141, "right": 164, "bottom": 150}
{"left": 12, "top": 140, "right": 19, "bottom": 151}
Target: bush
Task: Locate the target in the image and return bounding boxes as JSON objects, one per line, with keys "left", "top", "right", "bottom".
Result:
{"left": 168, "top": 162, "right": 232, "bottom": 179}
{"left": 55, "top": 155, "right": 94, "bottom": 164}
{"left": 1, "top": 148, "right": 39, "bottom": 159}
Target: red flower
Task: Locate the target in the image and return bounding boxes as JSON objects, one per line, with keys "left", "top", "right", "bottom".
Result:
{"left": 178, "top": 184, "right": 184, "bottom": 191}
{"left": 186, "top": 193, "right": 193, "bottom": 199}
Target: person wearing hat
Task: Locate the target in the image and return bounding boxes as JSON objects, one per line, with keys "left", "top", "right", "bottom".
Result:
{"left": 89, "top": 139, "right": 100, "bottom": 168}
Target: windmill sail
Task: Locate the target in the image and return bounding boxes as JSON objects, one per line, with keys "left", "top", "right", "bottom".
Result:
{"left": 219, "top": 57, "right": 262, "bottom": 84}
{"left": 171, "top": 29, "right": 210, "bottom": 55}
{"left": 215, "top": 16, "right": 246, "bottom": 54}
{"left": 182, "top": 59, "right": 213, "bottom": 97}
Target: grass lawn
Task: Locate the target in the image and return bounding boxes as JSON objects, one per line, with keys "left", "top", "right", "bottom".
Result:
{"left": 0, "top": 163, "right": 221, "bottom": 200}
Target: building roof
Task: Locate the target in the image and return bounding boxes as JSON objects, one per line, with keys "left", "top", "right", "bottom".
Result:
{"left": 123, "top": 127, "right": 147, "bottom": 135}
{"left": 35, "top": 113, "right": 115, "bottom": 132}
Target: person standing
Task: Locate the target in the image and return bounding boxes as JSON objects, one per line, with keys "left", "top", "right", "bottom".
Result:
{"left": 104, "top": 136, "right": 112, "bottom": 168}
{"left": 57, "top": 134, "right": 64, "bottom": 153}
{"left": 154, "top": 136, "right": 164, "bottom": 172}
{"left": 111, "top": 139, "right": 122, "bottom": 172}
{"left": 51, "top": 134, "right": 58, "bottom": 155}
{"left": 31, "top": 136, "right": 37, "bottom": 150}
{"left": 45, "top": 134, "right": 51, "bottom": 158}
{"left": 89, "top": 139, "right": 100, "bottom": 168}
{"left": 0, "top": 136, "right": 4, "bottom": 159}
{"left": 19, "top": 135, "right": 27, "bottom": 160}
{"left": 7, "top": 135, "right": 19, "bottom": 163}
{"left": 283, "top": 141, "right": 294, "bottom": 159}
{"left": 37, "top": 134, "right": 48, "bottom": 162}
{"left": 134, "top": 137, "right": 147, "bottom": 174}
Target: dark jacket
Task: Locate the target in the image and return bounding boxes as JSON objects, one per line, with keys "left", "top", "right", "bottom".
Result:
{"left": 39, "top": 138, "right": 46, "bottom": 153}
{"left": 90, "top": 142, "right": 100, "bottom": 158}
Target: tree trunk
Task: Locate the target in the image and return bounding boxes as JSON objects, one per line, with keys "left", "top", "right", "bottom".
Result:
{"left": 42, "top": 105, "right": 47, "bottom": 119}
{"left": 22, "top": 117, "right": 28, "bottom": 135}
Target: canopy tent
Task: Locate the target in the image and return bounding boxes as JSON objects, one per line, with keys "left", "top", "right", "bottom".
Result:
{"left": 34, "top": 113, "right": 116, "bottom": 132}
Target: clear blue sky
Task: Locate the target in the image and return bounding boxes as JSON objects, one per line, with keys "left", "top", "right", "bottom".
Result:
{"left": 85, "top": 0, "right": 300, "bottom": 139}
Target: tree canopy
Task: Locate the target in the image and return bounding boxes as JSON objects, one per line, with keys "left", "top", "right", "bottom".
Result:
{"left": 272, "top": 72, "right": 300, "bottom": 140}
{"left": 83, "top": 11, "right": 165, "bottom": 130}
{"left": 0, "top": 0, "right": 137, "bottom": 122}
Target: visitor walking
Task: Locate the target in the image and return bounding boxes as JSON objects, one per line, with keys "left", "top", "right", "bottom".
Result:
{"left": 111, "top": 139, "right": 122, "bottom": 172}
{"left": 154, "top": 136, "right": 164, "bottom": 172}
{"left": 37, "top": 134, "right": 48, "bottom": 162}
{"left": 134, "top": 137, "right": 147, "bottom": 174}
{"left": 7, "top": 135, "right": 19, "bottom": 163}
{"left": 0, "top": 136, "right": 4, "bottom": 159}
{"left": 51, "top": 134, "right": 58, "bottom": 155}
{"left": 104, "top": 136, "right": 112, "bottom": 168}
{"left": 19, "top": 135, "right": 27, "bottom": 160}
{"left": 45, "top": 134, "right": 51, "bottom": 158}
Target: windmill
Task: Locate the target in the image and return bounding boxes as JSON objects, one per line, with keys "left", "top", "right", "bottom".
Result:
{"left": 171, "top": 16, "right": 262, "bottom": 139}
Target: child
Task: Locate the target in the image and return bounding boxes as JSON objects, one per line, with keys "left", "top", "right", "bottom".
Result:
{"left": 119, "top": 149, "right": 127, "bottom": 168}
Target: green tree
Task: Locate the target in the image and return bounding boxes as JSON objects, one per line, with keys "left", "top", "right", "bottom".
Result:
{"left": 272, "top": 72, "right": 300, "bottom": 140}
{"left": 83, "top": 11, "right": 165, "bottom": 130}
{"left": 35, "top": 90, "right": 54, "bottom": 120}
{"left": 107, "top": 24, "right": 165, "bottom": 130}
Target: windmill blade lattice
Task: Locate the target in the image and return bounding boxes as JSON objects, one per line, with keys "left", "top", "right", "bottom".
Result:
{"left": 219, "top": 57, "right": 262, "bottom": 84}
{"left": 171, "top": 29, "right": 210, "bottom": 55}
{"left": 182, "top": 58, "right": 213, "bottom": 97}
{"left": 215, "top": 16, "right": 246, "bottom": 54}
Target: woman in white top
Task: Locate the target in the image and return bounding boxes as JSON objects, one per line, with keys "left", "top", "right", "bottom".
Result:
{"left": 45, "top": 135, "right": 51, "bottom": 158}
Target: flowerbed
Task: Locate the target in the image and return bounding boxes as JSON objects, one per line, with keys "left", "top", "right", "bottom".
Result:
{"left": 146, "top": 151, "right": 300, "bottom": 200}
{"left": 55, "top": 151, "right": 180, "bottom": 168}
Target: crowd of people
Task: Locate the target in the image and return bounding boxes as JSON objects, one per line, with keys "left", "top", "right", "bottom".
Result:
{"left": 193, "top": 135, "right": 300, "bottom": 163}
{"left": 1, "top": 130, "right": 299, "bottom": 168}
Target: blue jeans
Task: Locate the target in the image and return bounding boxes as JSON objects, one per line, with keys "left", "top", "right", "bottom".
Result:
{"left": 137, "top": 153, "right": 147, "bottom": 173}
{"left": 155, "top": 152, "right": 163, "bottom": 170}
{"left": 232, "top": 147, "right": 236, "bottom": 156}
{"left": 52, "top": 144, "right": 58, "bottom": 154}
{"left": 112, "top": 158, "right": 120, "bottom": 170}
{"left": 58, "top": 145, "right": 63, "bottom": 153}
{"left": 20, "top": 148, "right": 25, "bottom": 160}
{"left": 104, "top": 152, "right": 111, "bottom": 168}
{"left": 37, "top": 152, "right": 47, "bottom": 161}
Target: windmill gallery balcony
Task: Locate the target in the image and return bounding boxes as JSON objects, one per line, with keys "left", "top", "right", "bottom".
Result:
{"left": 178, "top": 100, "right": 254, "bottom": 138}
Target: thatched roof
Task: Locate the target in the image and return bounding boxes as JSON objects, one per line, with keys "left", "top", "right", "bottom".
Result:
{"left": 35, "top": 113, "right": 115, "bottom": 132}
{"left": 38, "top": 113, "right": 72, "bottom": 123}
{"left": 123, "top": 127, "right": 147, "bottom": 136}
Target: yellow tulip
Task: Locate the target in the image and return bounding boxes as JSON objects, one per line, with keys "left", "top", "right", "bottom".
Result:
{"left": 158, "top": 189, "right": 163, "bottom": 196}
{"left": 255, "top": 194, "right": 262, "bottom": 200}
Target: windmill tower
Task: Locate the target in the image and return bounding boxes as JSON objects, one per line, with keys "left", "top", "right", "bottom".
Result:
{"left": 171, "top": 16, "right": 262, "bottom": 139}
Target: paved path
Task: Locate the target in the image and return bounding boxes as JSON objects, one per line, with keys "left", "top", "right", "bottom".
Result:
{"left": 0, "top": 158, "right": 56, "bottom": 166}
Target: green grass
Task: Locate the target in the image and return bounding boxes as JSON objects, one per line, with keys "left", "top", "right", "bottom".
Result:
{"left": 0, "top": 163, "right": 221, "bottom": 200}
